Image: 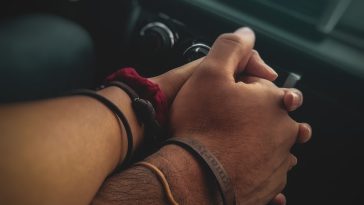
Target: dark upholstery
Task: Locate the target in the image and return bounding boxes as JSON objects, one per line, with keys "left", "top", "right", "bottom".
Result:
{"left": 0, "top": 14, "right": 95, "bottom": 102}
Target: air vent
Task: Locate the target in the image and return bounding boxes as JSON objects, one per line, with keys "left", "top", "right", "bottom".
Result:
{"left": 262, "top": 0, "right": 329, "bottom": 21}
{"left": 227, "top": 0, "right": 352, "bottom": 34}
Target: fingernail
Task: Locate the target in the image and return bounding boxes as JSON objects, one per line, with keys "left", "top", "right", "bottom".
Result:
{"left": 287, "top": 92, "right": 299, "bottom": 111}
{"left": 298, "top": 123, "right": 312, "bottom": 143}
{"left": 253, "top": 50, "right": 278, "bottom": 78}
{"left": 292, "top": 156, "right": 298, "bottom": 166}
{"left": 235, "top": 27, "right": 254, "bottom": 35}
{"left": 304, "top": 123, "right": 312, "bottom": 138}
{"left": 252, "top": 50, "right": 265, "bottom": 63}
{"left": 267, "top": 65, "right": 278, "bottom": 77}
{"left": 291, "top": 92, "right": 300, "bottom": 106}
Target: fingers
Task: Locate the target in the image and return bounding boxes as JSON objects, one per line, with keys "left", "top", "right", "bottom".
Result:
{"left": 269, "top": 193, "right": 287, "bottom": 205}
{"left": 237, "top": 75, "right": 276, "bottom": 86}
{"left": 268, "top": 155, "right": 296, "bottom": 205}
{"left": 238, "top": 50, "right": 303, "bottom": 112}
{"left": 245, "top": 50, "right": 278, "bottom": 81}
{"left": 149, "top": 58, "right": 204, "bottom": 104}
{"left": 297, "top": 123, "right": 312, "bottom": 143}
{"left": 288, "top": 154, "right": 298, "bottom": 171}
{"left": 204, "top": 27, "right": 255, "bottom": 80}
{"left": 282, "top": 89, "right": 312, "bottom": 144}
{"left": 283, "top": 88, "right": 303, "bottom": 111}
{"left": 283, "top": 88, "right": 311, "bottom": 144}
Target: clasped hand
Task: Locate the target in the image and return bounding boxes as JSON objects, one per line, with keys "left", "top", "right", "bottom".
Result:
{"left": 149, "top": 27, "right": 312, "bottom": 205}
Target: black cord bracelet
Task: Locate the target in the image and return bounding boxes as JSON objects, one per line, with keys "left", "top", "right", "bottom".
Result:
{"left": 67, "top": 89, "right": 133, "bottom": 171}
{"left": 163, "top": 137, "right": 236, "bottom": 205}
{"left": 106, "top": 81, "right": 161, "bottom": 145}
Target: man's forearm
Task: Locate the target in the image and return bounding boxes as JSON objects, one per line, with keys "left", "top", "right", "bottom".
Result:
{"left": 92, "top": 145, "right": 222, "bottom": 205}
{"left": 92, "top": 164, "right": 166, "bottom": 204}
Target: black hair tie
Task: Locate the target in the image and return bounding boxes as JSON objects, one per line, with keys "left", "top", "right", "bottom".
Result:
{"left": 105, "top": 81, "right": 161, "bottom": 145}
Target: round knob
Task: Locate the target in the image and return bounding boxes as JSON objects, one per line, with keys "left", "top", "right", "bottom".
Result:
{"left": 139, "top": 22, "right": 176, "bottom": 53}
{"left": 183, "top": 43, "right": 210, "bottom": 63}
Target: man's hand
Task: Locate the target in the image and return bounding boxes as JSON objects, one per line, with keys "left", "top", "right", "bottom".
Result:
{"left": 169, "top": 28, "right": 311, "bottom": 205}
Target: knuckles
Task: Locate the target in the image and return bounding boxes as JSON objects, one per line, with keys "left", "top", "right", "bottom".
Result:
{"left": 216, "top": 33, "right": 250, "bottom": 51}
{"left": 278, "top": 177, "right": 288, "bottom": 194}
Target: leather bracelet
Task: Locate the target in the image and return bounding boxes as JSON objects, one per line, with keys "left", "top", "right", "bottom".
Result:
{"left": 67, "top": 89, "right": 133, "bottom": 171}
{"left": 105, "top": 81, "right": 162, "bottom": 145}
{"left": 163, "top": 137, "right": 236, "bottom": 205}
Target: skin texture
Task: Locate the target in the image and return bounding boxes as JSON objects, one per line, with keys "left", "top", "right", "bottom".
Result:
{"left": 0, "top": 28, "right": 311, "bottom": 204}
{"left": 168, "top": 28, "right": 310, "bottom": 205}
{"left": 93, "top": 28, "right": 311, "bottom": 205}
{"left": 93, "top": 145, "right": 222, "bottom": 205}
{"left": 0, "top": 92, "right": 126, "bottom": 205}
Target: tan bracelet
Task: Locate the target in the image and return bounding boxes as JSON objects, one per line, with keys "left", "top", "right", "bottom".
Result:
{"left": 134, "top": 161, "right": 179, "bottom": 205}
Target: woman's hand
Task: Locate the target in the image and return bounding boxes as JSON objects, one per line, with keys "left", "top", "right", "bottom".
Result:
{"left": 148, "top": 30, "right": 279, "bottom": 106}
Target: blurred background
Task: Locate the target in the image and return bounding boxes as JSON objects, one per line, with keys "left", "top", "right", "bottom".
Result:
{"left": 1, "top": 0, "right": 363, "bottom": 204}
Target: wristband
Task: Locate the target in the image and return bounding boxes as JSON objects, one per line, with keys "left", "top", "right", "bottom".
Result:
{"left": 163, "top": 137, "right": 236, "bottom": 205}
{"left": 105, "top": 67, "right": 168, "bottom": 126}
{"left": 106, "top": 81, "right": 161, "bottom": 145}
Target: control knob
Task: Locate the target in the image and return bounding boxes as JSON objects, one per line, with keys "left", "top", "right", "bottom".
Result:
{"left": 183, "top": 43, "right": 210, "bottom": 63}
{"left": 139, "top": 22, "right": 176, "bottom": 53}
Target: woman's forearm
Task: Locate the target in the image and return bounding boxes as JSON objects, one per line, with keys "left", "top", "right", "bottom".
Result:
{"left": 0, "top": 86, "right": 142, "bottom": 205}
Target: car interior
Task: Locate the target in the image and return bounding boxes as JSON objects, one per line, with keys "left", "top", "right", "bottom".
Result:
{"left": 1, "top": 0, "right": 363, "bottom": 204}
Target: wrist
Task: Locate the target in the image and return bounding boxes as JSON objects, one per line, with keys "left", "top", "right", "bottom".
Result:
{"left": 92, "top": 163, "right": 166, "bottom": 205}
{"left": 105, "top": 67, "right": 168, "bottom": 127}
{"left": 146, "top": 145, "right": 222, "bottom": 205}
{"left": 97, "top": 86, "right": 144, "bottom": 166}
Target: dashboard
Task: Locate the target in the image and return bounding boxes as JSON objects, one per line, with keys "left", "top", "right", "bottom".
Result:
{"left": 98, "top": 1, "right": 364, "bottom": 204}
{"left": 1, "top": 0, "right": 364, "bottom": 204}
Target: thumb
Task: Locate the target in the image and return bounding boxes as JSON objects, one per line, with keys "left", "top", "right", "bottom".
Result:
{"left": 203, "top": 27, "right": 255, "bottom": 81}
{"left": 244, "top": 50, "right": 278, "bottom": 81}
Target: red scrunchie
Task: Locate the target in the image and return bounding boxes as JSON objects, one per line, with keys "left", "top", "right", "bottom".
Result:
{"left": 105, "top": 68, "right": 168, "bottom": 126}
